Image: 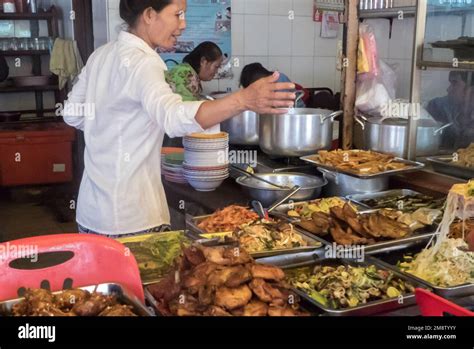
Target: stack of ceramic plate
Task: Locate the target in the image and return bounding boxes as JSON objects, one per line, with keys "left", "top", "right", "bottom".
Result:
{"left": 183, "top": 132, "right": 230, "bottom": 191}
{"left": 162, "top": 151, "right": 186, "bottom": 184}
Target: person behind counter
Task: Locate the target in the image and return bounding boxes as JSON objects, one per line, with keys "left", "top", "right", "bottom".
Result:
{"left": 240, "top": 63, "right": 308, "bottom": 108}
{"left": 62, "top": 0, "right": 297, "bottom": 238}
{"left": 166, "top": 41, "right": 223, "bottom": 101}
{"left": 426, "top": 71, "right": 474, "bottom": 149}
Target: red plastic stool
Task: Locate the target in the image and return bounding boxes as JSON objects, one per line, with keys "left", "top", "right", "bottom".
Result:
{"left": 0, "top": 234, "right": 144, "bottom": 302}
{"left": 416, "top": 288, "right": 474, "bottom": 317}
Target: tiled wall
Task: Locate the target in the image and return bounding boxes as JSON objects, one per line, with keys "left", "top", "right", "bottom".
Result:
{"left": 106, "top": 0, "right": 344, "bottom": 94}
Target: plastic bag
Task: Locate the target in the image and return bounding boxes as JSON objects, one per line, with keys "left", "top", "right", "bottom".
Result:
{"left": 356, "top": 59, "right": 398, "bottom": 116}
{"left": 358, "top": 23, "right": 379, "bottom": 76}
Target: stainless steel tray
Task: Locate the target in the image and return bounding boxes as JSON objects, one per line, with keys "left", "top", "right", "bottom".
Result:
{"left": 260, "top": 253, "right": 428, "bottom": 316}
{"left": 346, "top": 189, "right": 425, "bottom": 210}
{"left": 0, "top": 283, "right": 153, "bottom": 316}
{"left": 427, "top": 156, "right": 474, "bottom": 180}
{"left": 371, "top": 241, "right": 474, "bottom": 299}
{"left": 271, "top": 197, "right": 366, "bottom": 218}
{"left": 300, "top": 155, "right": 425, "bottom": 179}
{"left": 117, "top": 231, "right": 193, "bottom": 286}
{"left": 270, "top": 208, "right": 437, "bottom": 254}
{"left": 144, "top": 281, "right": 323, "bottom": 317}
{"left": 186, "top": 214, "right": 325, "bottom": 259}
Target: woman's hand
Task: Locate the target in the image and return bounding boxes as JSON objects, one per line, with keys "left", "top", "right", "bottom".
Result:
{"left": 237, "top": 72, "right": 297, "bottom": 114}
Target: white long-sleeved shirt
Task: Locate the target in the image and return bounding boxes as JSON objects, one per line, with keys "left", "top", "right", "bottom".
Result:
{"left": 63, "top": 31, "right": 205, "bottom": 235}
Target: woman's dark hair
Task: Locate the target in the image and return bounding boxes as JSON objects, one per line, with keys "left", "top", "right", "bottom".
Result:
{"left": 183, "top": 42, "right": 223, "bottom": 74}
{"left": 240, "top": 63, "right": 273, "bottom": 88}
{"left": 120, "top": 0, "right": 173, "bottom": 27}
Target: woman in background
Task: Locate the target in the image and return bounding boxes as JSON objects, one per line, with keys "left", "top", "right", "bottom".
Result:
{"left": 166, "top": 41, "right": 223, "bottom": 101}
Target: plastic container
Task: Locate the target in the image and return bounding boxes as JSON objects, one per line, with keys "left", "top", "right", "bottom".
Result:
{"left": 415, "top": 288, "right": 473, "bottom": 317}
{"left": 0, "top": 122, "right": 76, "bottom": 186}
{"left": 0, "top": 234, "right": 145, "bottom": 302}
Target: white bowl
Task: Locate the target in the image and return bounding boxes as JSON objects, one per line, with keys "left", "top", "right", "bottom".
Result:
{"left": 186, "top": 177, "right": 226, "bottom": 192}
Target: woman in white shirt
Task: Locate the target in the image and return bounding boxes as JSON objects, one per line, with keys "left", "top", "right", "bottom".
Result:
{"left": 63, "top": 0, "right": 296, "bottom": 237}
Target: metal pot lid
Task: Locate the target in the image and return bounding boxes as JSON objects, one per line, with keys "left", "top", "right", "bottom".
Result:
{"left": 236, "top": 173, "right": 327, "bottom": 190}
{"left": 262, "top": 108, "right": 335, "bottom": 117}
{"left": 367, "top": 117, "right": 442, "bottom": 128}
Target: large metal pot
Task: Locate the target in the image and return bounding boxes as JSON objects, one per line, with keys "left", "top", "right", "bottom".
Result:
{"left": 318, "top": 168, "right": 389, "bottom": 197}
{"left": 236, "top": 173, "right": 327, "bottom": 207}
{"left": 221, "top": 110, "right": 259, "bottom": 145}
{"left": 354, "top": 115, "right": 452, "bottom": 157}
{"left": 259, "top": 109, "right": 343, "bottom": 157}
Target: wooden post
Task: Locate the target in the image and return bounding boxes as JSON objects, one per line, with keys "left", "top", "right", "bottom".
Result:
{"left": 341, "top": 0, "right": 359, "bottom": 150}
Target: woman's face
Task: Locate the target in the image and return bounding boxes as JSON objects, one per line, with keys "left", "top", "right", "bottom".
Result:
{"left": 140, "top": 0, "right": 187, "bottom": 50}
{"left": 199, "top": 56, "right": 224, "bottom": 81}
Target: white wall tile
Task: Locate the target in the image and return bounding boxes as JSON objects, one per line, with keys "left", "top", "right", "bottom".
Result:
{"left": 244, "top": 0, "right": 269, "bottom": 15}
{"left": 232, "top": 14, "right": 245, "bottom": 56}
{"left": 232, "top": 0, "right": 245, "bottom": 14}
{"left": 269, "top": 0, "right": 293, "bottom": 16}
{"left": 291, "top": 56, "right": 314, "bottom": 87}
{"left": 293, "top": 0, "right": 313, "bottom": 17}
{"left": 314, "top": 57, "right": 336, "bottom": 91}
{"left": 244, "top": 56, "right": 269, "bottom": 67}
{"left": 269, "top": 16, "right": 293, "bottom": 56}
{"left": 268, "top": 56, "right": 292, "bottom": 76}
{"left": 291, "top": 16, "right": 315, "bottom": 56}
{"left": 244, "top": 15, "right": 269, "bottom": 56}
{"left": 314, "top": 22, "right": 338, "bottom": 57}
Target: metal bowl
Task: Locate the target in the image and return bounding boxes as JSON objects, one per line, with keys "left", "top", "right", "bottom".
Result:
{"left": 236, "top": 173, "right": 327, "bottom": 207}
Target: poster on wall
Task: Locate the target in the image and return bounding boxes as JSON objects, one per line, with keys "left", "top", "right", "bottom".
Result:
{"left": 158, "top": 0, "right": 232, "bottom": 79}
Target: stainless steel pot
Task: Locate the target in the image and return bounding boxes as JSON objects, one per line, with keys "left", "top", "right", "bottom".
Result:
{"left": 204, "top": 93, "right": 260, "bottom": 145}
{"left": 259, "top": 109, "right": 343, "bottom": 157}
{"left": 354, "top": 115, "right": 452, "bottom": 157}
{"left": 236, "top": 173, "right": 327, "bottom": 207}
{"left": 221, "top": 110, "right": 259, "bottom": 145}
{"left": 318, "top": 168, "right": 389, "bottom": 197}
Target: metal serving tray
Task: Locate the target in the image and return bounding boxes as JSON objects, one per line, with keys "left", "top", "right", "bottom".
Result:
{"left": 144, "top": 285, "right": 323, "bottom": 317}
{"left": 427, "top": 156, "right": 474, "bottom": 180}
{"left": 117, "top": 231, "right": 193, "bottom": 286}
{"left": 371, "top": 241, "right": 474, "bottom": 299}
{"left": 186, "top": 214, "right": 325, "bottom": 258}
{"left": 259, "top": 252, "right": 428, "bottom": 316}
{"left": 0, "top": 283, "right": 153, "bottom": 317}
{"left": 346, "top": 189, "right": 426, "bottom": 210}
{"left": 300, "top": 154, "right": 425, "bottom": 179}
{"left": 271, "top": 207, "right": 437, "bottom": 254}
{"left": 270, "top": 197, "right": 366, "bottom": 218}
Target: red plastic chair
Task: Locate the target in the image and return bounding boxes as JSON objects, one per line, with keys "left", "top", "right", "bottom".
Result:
{"left": 0, "top": 234, "right": 144, "bottom": 302}
{"left": 416, "top": 288, "right": 474, "bottom": 317}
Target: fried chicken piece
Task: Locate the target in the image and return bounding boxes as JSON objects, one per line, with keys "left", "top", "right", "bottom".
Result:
{"left": 207, "top": 265, "right": 251, "bottom": 288}
{"left": 215, "top": 285, "right": 253, "bottom": 310}
{"left": 268, "top": 306, "right": 307, "bottom": 317}
{"left": 183, "top": 262, "right": 219, "bottom": 292}
{"left": 198, "top": 285, "right": 215, "bottom": 306}
{"left": 222, "top": 247, "right": 252, "bottom": 265}
{"left": 32, "top": 306, "right": 75, "bottom": 317}
{"left": 362, "top": 213, "right": 411, "bottom": 239}
{"left": 183, "top": 246, "right": 206, "bottom": 266}
{"left": 169, "top": 295, "right": 201, "bottom": 316}
{"left": 330, "top": 206, "right": 346, "bottom": 223}
{"left": 99, "top": 304, "right": 137, "bottom": 317}
{"left": 242, "top": 300, "right": 268, "bottom": 316}
{"left": 72, "top": 293, "right": 115, "bottom": 316}
{"left": 330, "top": 221, "right": 370, "bottom": 246}
{"left": 249, "top": 278, "right": 284, "bottom": 303}
{"left": 204, "top": 306, "right": 232, "bottom": 317}
{"left": 55, "top": 289, "right": 90, "bottom": 311}
{"left": 149, "top": 271, "right": 183, "bottom": 302}
{"left": 198, "top": 245, "right": 252, "bottom": 266}
{"left": 250, "top": 264, "right": 285, "bottom": 281}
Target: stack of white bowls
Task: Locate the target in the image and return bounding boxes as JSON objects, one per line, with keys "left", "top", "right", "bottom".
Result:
{"left": 183, "top": 132, "right": 229, "bottom": 192}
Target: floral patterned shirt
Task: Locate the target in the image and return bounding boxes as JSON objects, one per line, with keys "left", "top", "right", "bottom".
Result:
{"left": 165, "top": 63, "right": 202, "bottom": 102}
